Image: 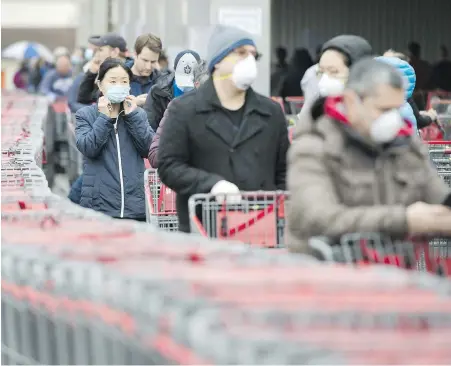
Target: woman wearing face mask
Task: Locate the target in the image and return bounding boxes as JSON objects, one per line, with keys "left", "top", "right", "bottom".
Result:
{"left": 287, "top": 58, "right": 451, "bottom": 254}
{"left": 157, "top": 25, "right": 290, "bottom": 233}
{"left": 75, "top": 58, "right": 154, "bottom": 221}
{"left": 299, "top": 35, "right": 373, "bottom": 122}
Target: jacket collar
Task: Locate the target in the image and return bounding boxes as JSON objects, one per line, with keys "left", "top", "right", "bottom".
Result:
{"left": 195, "top": 78, "right": 272, "bottom": 148}
{"left": 317, "top": 96, "right": 419, "bottom": 158}
{"left": 195, "top": 78, "right": 271, "bottom": 117}
{"left": 324, "top": 96, "right": 415, "bottom": 138}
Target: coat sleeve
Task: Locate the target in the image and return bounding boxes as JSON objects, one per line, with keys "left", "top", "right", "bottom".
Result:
{"left": 123, "top": 108, "right": 154, "bottom": 158}
{"left": 274, "top": 105, "right": 289, "bottom": 189}
{"left": 157, "top": 99, "right": 224, "bottom": 196}
{"left": 418, "top": 142, "right": 450, "bottom": 204}
{"left": 77, "top": 71, "right": 98, "bottom": 104}
{"left": 68, "top": 75, "right": 88, "bottom": 113}
{"left": 75, "top": 109, "right": 114, "bottom": 159}
{"left": 409, "top": 97, "right": 432, "bottom": 129}
{"left": 143, "top": 88, "right": 158, "bottom": 130}
{"left": 38, "top": 71, "right": 57, "bottom": 100}
{"left": 148, "top": 106, "right": 169, "bottom": 168}
{"left": 287, "top": 135, "right": 409, "bottom": 252}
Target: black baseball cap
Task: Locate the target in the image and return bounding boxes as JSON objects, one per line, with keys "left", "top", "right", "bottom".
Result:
{"left": 91, "top": 33, "right": 127, "bottom": 52}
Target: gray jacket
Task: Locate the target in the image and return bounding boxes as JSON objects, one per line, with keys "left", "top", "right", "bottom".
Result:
{"left": 75, "top": 104, "right": 154, "bottom": 219}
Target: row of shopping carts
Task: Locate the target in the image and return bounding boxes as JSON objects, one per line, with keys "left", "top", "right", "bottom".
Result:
{"left": 3, "top": 91, "right": 451, "bottom": 365}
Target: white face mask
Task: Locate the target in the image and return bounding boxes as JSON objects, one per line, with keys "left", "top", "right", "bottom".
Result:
{"left": 318, "top": 74, "right": 345, "bottom": 97}
{"left": 232, "top": 55, "right": 258, "bottom": 90}
{"left": 370, "top": 109, "right": 405, "bottom": 144}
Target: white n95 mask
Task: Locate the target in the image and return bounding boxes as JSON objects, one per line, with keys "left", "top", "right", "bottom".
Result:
{"left": 232, "top": 55, "right": 258, "bottom": 90}
{"left": 318, "top": 74, "right": 345, "bottom": 97}
{"left": 370, "top": 109, "right": 404, "bottom": 144}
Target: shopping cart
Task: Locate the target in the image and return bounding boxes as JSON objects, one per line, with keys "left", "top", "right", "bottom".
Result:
{"left": 188, "top": 191, "right": 288, "bottom": 248}
{"left": 427, "top": 140, "right": 451, "bottom": 187}
{"left": 285, "top": 96, "right": 305, "bottom": 115}
{"left": 144, "top": 168, "right": 178, "bottom": 231}
{"left": 308, "top": 233, "right": 451, "bottom": 277}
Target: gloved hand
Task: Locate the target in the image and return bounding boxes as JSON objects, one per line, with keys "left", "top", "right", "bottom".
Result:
{"left": 210, "top": 180, "right": 241, "bottom": 205}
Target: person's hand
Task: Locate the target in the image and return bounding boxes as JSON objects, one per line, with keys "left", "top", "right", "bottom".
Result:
{"left": 420, "top": 108, "right": 438, "bottom": 122}
{"left": 89, "top": 56, "right": 102, "bottom": 74}
{"left": 136, "top": 94, "right": 147, "bottom": 106}
{"left": 211, "top": 180, "right": 241, "bottom": 204}
{"left": 407, "top": 202, "right": 451, "bottom": 235}
{"left": 124, "top": 95, "right": 137, "bottom": 115}
{"left": 98, "top": 96, "right": 111, "bottom": 117}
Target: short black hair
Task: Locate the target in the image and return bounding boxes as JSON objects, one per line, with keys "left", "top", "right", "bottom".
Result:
{"left": 98, "top": 57, "right": 133, "bottom": 82}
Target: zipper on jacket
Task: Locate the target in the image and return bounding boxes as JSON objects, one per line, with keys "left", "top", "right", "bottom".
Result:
{"left": 114, "top": 111, "right": 125, "bottom": 218}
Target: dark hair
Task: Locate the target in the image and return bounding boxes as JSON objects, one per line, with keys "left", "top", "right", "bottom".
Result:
{"left": 322, "top": 47, "right": 351, "bottom": 67}
{"left": 135, "top": 33, "right": 162, "bottom": 55}
{"left": 97, "top": 57, "right": 133, "bottom": 82}
{"left": 408, "top": 41, "right": 421, "bottom": 58}
{"left": 276, "top": 46, "right": 287, "bottom": 60}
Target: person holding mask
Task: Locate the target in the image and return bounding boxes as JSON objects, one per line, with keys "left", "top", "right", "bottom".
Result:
{"left": 75, "top": 58, "right": 153, "bottom": 220}
{"left": 287, "top": 59, "right": 451, "bottom": 254}
{"left": 77, "top": 33, "right": 129, "bottom": 105}
{"left": 157, "top": 25, "right": 289, "bottom": 233}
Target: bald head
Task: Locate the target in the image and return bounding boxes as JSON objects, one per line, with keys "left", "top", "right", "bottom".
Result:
{"left": 55, "top": 55, "right": 72, "bottom": 76}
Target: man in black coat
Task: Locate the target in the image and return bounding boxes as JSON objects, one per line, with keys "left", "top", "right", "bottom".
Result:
{"left": 157, "top": 25, "right": 289, "bottom": 233}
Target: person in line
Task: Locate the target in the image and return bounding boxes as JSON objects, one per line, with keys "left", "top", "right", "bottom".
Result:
{"left": 143, "top": 50, "right": 201, "bottom": 130}
{"left": 408, "top": 41, "right": 431, "bottom": 92}
{"left": 430, "top": 45, "right": 451, "bottom": 92}
{"left": 128, "top": 33, "right": 163, "bottom": 106}
{"left": 280, "top": 48, "right": 314, "bottom": 99}
{"left": 157, "top": 25, "right": 289, "bottom": 233}
{"left": 148, "top": 60, "right": 209, "bottom": 168}
{"left": 300, "top": 35, "right": 373, "bottom": 121}
{"left": 13, "top": 61, "right": 29, "bottom": 90}
{"left": 287, "top": 59, "right": 451, "bottom": 254}
{"left": 376, "top": 55, "right": 417, "bottom": 130}
{"left": 75, "top": 58, "right": 153, "bottom": 220}
{"left": 157, "top": 50, "right": 169, "bottom": 73}
{"left": 77, "top": 33, "right": 129, "bottom": 105}
{"left": 270, "top": 46, "right": 289, "bottom": 96}
{"left": 383, "top": 49, "right": 438, "bottom": 130}
{"left": 68, "top": 36, "right": 101, "bottom": 113}
{"left": 39, "top": 54, "right": 73, "bottom": 102}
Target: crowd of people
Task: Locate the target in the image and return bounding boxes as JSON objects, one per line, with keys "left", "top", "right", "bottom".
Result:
{"left": 12, "top": 27, "right": 451, "bottom": 247}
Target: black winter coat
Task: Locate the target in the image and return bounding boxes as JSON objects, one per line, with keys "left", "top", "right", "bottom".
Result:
{"left": 143, "top": 72, "right": 174, "bottom": 131}
{"left": 157, "top": 78, "right": 289, "bottom": 232}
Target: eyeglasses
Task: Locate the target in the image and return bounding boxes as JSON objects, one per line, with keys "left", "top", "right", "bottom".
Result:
{"left": 232, "top": 48, "right": 263, "bottom": 61}
{"left": 316, "top": 68, "right": 347, "bottom": 80}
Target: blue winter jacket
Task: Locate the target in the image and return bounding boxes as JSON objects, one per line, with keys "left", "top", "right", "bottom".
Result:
{"left": 75, "top": 104, "right": 154, "bottom": 219}
{"left": 376, "top": 56, "right": 417, "bottom": 128}
{"left": 39, "top": 69, "right": 73, "bottom": 100}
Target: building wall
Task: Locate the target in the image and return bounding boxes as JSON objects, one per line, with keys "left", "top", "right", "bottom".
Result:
{"left": 272, "top": 0, "right": 451, "bottom": 62}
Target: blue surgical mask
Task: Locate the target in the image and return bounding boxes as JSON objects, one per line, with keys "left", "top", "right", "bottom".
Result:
{"left": 106, "top": 85, "right": 130, "bottom": 104}
{"left": 84, "top": 48, "right": 94, "bottom": 60}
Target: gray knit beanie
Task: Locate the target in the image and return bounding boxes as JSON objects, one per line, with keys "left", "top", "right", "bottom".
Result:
{"left": 207, "top": 25, "right": 256, "bottom": 73}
